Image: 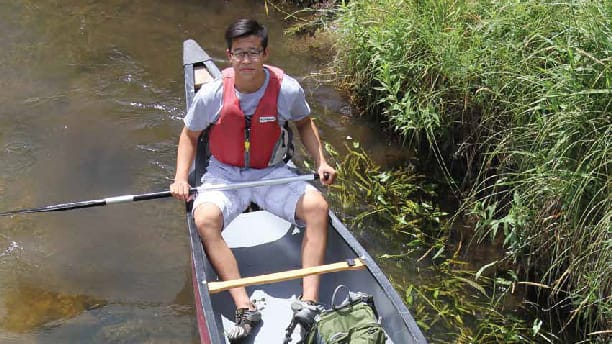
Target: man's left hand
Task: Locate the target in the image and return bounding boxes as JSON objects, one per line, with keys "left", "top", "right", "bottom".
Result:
{"left": 317, "top": 164, "right": 337, "bottom": 186}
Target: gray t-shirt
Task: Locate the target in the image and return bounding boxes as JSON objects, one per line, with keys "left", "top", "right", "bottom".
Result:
{"left": 184, "top": 67, "right": 311, "bottom": 179}
{"left": 184, "top": 68, "right": 311, "bottom": 131}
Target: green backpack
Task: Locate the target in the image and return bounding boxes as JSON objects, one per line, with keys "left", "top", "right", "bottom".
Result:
{"left": 304, "top": 285, "right": 387, "bottom": 344}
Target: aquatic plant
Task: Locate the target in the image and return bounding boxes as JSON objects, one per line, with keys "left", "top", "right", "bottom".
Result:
{"left": 323, "top": 141, "right": 556, "bottom": 343}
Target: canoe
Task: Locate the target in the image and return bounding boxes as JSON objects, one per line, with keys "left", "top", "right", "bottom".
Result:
{"left": 182, "top": 39, "right": 427, "bottom": 344}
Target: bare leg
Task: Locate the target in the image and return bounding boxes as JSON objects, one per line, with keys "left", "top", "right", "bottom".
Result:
{"left": 194, "top": 203, "right": 252, "bottom": 309}
{"left": 295, "top": 190, "right": 329, "bottom": 302}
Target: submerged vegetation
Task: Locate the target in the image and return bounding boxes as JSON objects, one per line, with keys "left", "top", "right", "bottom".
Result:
{"left": 325, "top": 142, "right": 557, "bottom": 343}
{"left": 287, "top": 0, "right": 611, "bottom": 342}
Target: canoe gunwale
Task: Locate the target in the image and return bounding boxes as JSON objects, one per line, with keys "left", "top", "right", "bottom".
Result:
{"left": 183, "top": 39, "right": 225, "bottom": 344}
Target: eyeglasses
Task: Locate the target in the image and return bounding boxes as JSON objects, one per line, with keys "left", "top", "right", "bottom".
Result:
{"left": 230, "top": 49, "right": 263, "bottom": 61}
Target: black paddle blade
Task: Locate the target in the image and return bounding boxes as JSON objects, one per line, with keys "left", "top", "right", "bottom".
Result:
{"left": 0, "top": 199, "right": 106, "bottom": 217}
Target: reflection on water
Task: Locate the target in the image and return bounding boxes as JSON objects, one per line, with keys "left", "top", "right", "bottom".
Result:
{"left": 0, "top": 241, "right": 21, "bottom": 259}
{"left": 0, "top": 284, "right": 106, "bottom": 333}
{"left": 0, "top": 0, "right": 409, "bottom": 342}
{"left": 0, "top": 1, "right": 340, "bottom": 342}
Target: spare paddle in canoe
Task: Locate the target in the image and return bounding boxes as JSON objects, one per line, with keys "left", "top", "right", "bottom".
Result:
{"left": 207, "top": 258, "right": 367, "bottom": 294}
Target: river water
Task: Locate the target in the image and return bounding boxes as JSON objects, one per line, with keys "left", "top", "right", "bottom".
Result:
{"left": 0, "top": 1, "right": 410, "bottom": 342}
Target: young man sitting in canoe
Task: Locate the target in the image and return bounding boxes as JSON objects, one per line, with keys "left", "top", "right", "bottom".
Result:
{"left": 170, "top": 18, "right": 336, "bottom": 342}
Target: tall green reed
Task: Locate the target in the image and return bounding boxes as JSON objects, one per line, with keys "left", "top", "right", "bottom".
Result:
{"left": 330, "top": 0, "right": 611, "bottom": 340}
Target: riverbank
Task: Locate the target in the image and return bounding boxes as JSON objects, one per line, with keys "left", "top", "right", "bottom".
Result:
{"left": 284, "top": 0, "right": 611, "bottom": 342}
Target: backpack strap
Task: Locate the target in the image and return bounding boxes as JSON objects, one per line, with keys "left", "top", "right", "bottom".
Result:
{"left": 330, "top": 284, "right": 352, "bottom": 310}
{"left": 330, "top": 284, "right": 380, "bottom": 318}
{"left": 283, "top": 317, "right": 299, "bottom": 344}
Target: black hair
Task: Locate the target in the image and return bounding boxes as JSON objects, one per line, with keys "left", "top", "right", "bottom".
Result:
{"left": 224, "top": 18, "right": 268, "bottom": 51}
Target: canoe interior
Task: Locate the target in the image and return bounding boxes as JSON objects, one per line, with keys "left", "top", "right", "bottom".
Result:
{"left": 182, "top": 39, "right": 427, "bottom": 344}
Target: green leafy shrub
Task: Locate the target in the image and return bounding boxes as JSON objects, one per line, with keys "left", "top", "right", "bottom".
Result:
{"left": 331, "top": 0, "right": 611, "bottom": 340}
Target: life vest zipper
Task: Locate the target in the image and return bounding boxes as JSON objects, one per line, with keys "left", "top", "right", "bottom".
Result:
{"left": 244, "top": 116, "right": 251, "bottom": 168}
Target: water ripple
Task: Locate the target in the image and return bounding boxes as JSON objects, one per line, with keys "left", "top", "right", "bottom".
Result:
{"left": 0, "top": 241, "right": 22, "bottom": 259}
{"left": 2, "top": 140, "right": 37, "bottom": 177}
{"left": 117, "top": 100, "right": 180, "bottom": 115}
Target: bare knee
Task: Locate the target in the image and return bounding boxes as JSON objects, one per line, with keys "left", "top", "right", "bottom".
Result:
{"left": 296, "top": 191, "right": 329, "bottom": 225}
{"left": 193, "top": 203, "right": 224, "bottom": 240}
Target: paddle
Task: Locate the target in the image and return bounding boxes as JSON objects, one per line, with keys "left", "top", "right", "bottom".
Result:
{"left": 0, "top": 173, "right": 321, "bottom": 217}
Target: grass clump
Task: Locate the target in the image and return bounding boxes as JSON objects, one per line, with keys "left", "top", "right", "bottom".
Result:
{"left": 330, "top": 0, "right": 611, "bottom": 341}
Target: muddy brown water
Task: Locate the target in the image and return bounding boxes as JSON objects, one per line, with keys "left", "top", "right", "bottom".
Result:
{"left": 0, "top": 1, "right": 410, "bottom": 342}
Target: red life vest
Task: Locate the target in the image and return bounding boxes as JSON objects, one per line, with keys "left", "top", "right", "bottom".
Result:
{"left": 209, "top": 66, "right": 284, "bottom": 168}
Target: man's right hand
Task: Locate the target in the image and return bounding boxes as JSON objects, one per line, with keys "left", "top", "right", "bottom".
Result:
{"left": 170, "top": 179, "right": 192, "bottom": 201}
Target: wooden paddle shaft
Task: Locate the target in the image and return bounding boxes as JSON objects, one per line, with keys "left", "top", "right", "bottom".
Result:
{"left": 206, "top": 258, "right": 366, "bottom": 294}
